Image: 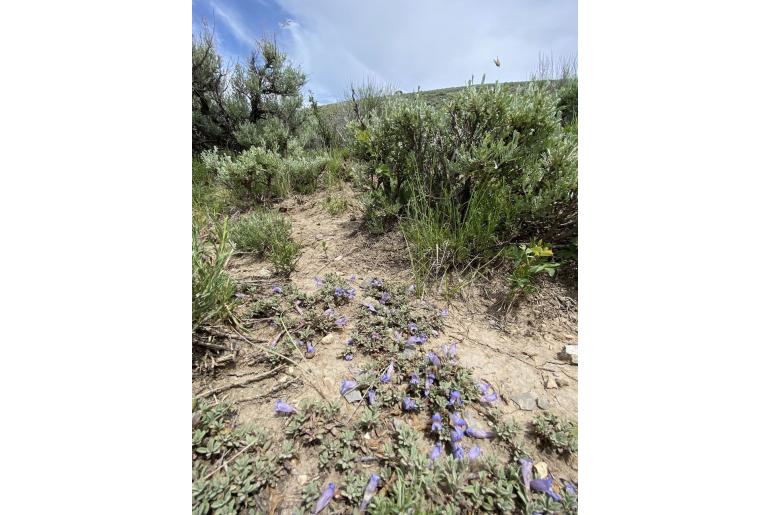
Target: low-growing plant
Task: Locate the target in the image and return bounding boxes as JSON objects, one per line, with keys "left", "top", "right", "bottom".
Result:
{"left": 324, "top": 193, "right": 349, "bottom": 215}
{"left": 532, "top": 413, "right": 578, "bottom": 457}
{"left": 192, "top": 398, "right": 296, "bottom": 514}
{"left": 506, "top": 240, "right": 560, "bottom": 298}
{"left": 192, "top": 220, "right": 235, "bottom": 330}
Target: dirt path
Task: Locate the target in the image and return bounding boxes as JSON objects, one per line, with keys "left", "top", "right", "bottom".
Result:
{"left": 193, "top": 187, "right": 578, "bottom": 507}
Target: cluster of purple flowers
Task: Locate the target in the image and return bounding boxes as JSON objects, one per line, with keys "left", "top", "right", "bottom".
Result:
{"left": 407, "top": 322, "right": 418, "bottom": 334}
{"left": 379, "top": 291, "right": 391, "bottom": 304}
{"left": 335, "top": 316, "right": 348, "bottom": 327}
{"left": 402, "top": 396, "right": 417, "bottom": 411}
{"left": 409, "top": 373, "right": 420, "bottom": 386}
{"left": 426, "top": 352, "right": 441, "bottom": 367}
{"left": 369, "top": 278, "right": 383, "bottom": 288}
{"left": 424, "top": 371, "right": 435, "bottom": 396}
{"left": 442, "top": 343, "right": 457, "bottom": 359}
{"left": 333, "top": 286, "right": 356, "bottom": 300}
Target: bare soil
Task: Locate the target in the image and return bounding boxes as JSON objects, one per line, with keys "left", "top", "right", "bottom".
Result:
{"left": 192, "top": 186, "right": 578, "bottom": 510}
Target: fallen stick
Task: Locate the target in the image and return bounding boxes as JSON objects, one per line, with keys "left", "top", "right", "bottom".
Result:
{"left": 198, "top": 365, "right": 285, "bottom": 398}
{"left": 193, "top": 341, "right": 230, "bottom": 352}
{"left": 235, "top": 377, "right": 301, "bottom": 404}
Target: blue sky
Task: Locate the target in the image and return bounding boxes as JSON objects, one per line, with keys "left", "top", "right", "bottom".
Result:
{"left": 192, "top": 0, "right": 577, "bottom": 104}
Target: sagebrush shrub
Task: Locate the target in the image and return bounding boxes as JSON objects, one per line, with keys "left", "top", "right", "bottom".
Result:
{"left": 282, "top": 155, "right": 328, "bottom": 194}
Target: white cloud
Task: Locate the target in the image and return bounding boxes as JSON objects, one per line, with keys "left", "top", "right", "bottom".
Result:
{"left": 211, "top": 1, "right": 256, "bottom": 48}
{"left": 274, "top": 0, "right": 576, "bottom": 103}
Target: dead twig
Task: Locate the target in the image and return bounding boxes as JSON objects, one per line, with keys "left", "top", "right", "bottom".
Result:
{"left": 235, "top": 377, "right": 301, "bottom": 404}
{"left": 197, "top": 365, "right": 285, "bottom": 398}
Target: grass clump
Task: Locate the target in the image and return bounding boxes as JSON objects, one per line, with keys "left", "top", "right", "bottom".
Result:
{"left": 230, "top": 210, "right": 300, "bottom": 275}
{"left": 192, "top": 220, "right": 235, "bottom": 331}
{"left": 324, "top": 192, "right": 349, "bottom": 215}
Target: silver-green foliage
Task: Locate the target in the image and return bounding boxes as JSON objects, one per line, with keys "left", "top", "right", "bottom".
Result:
{"left": 230, "top": 210, "right": 299, "bottom": 275}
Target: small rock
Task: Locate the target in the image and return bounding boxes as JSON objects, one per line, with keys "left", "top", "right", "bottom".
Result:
{"left": 537, "top": 396, "right": 550, "bottom": 410}
{"left": 511, "top": 392, "right": 537, "bottom": 411}
{"left": 534, "top": 462, "right": 549, "bottom": 479}
{"left": 559, "top": 344, "right": 578, "bottom": 365}
{"left": 297, "top": 474, "right": 308, "bottom": 485}
{"left": 545, "top": 374, "right": 558, "bottom": 389}
{"left": 343, "top": 389, "right": 363, "bottom": 403}
{"left": 334, "top": 255, "right": 343, "bottom": 261}
{"left": 321, "top": 334, "right": 336, "bottom": 345}
{"left": 361, "top": 296, "right": 378, "bottom": 306}
{"left": 255, "top": 268, "right": 272, "bottom": 278}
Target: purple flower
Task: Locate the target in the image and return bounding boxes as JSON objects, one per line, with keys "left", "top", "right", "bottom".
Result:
{"left": 379, "top": 292, "right": 391, "bottom": 304}
{"left": 370, "top": 278, "right": 383, "bottom": 287}
{"left": 312, "top": 482, "right": 335, "bottom": 514}
{"left": 344, "top": 353, "right": 353, "bottom": 361}
{"left": 335, "top": 316, "right": 348, "bottom": 327}
{"left": 358, "top": 474, "right": 380, "bottom": 513}
{"left": 274, "top": 400, "right": 296, "bottom": 414}
{"left": 452, "top": 442, "right": 464, "bottom": 460}
{"left": 313, "top": 276, "right": 324, "bottom": 287}
{"left": 431, "top": 413, "right": 443, "bottom": 432}
{"left": 448, "top": 390, "right": 462, "bottom": 407}
{"left": 345, "top": 338, "right": 353, "bottom": 345}
{"left": 468, "top": 445, "right": 482, "bottom": 460}
{"left": 340, "top": 379, "right": 357, "bottom": 396}
{"left": 306, "top": 341, "right": 315, "bottom": 354}
{"left": 450, "top": 413, "right": 467, "bottom": 430}
{"left": 272, "top": 285, "right": 282, "bottom": 294}
{"left": 323, "top": 307, "right": 336, "bottom": 319}
{"left": 440, "top": 307, "right": 449, "bottom": 317}
{"left": 442, "top": 343, "right": 457, "bottom": 359}
{"left": 450, "top": 429, "right": 464, "bottom": 443}
{"left": 402, "top": 396, "right": 417, "bottom": 411}
{"left": 409, "top": 373, "right": 419, "bottom": 385}
{"left": 530, "top": 475, "right": 562, "bottom": 502}
{"left": 367, "top": 389, "right": 376, "bottom": 405}
{"left": 365, "top": 303, "right": 376, "bottom": 313}
{"left": 424, "top": 371, "right": 435, "bottom": 396}
{"left": 426, "top": 352, "right": 441, "bottom": 367}
{"left": 349, "top": 274, "right": 357, "bottom": 281}
{"left": 429, "top": 442, "right": 442, "bottom": 461}
{"left": 380, "top": 360, "right": 394, "bottom": 383}
{"left": 519, "top": 458, "right": 533, "bottom": 491}
{"left": 407, "top": 322, "right": 418, "bottom": 334}
{"left": 466, "top": 426, "right": 495, "bottom": 439}
{"left": 564, "top": 481, "right": 577, "bottom": 496}
{"left": 478, "top": 383, "right": 498, "bottom": 403}
{"left": 407, "top": 334, "right": 427, "bottom": 345}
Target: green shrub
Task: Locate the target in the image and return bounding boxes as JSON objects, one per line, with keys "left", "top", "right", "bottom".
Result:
{"left": 205, "top": 146, "right": 289, "bottom": 203}
{"left": 283, "top": 155, "right": 328, "bottom": 194}
{"left": 532, "top": 413, "right": 578, "bottom": 457}
{"left": 230, "top": 210, "right": 300, "bottom": 275}
{"left": 352, "top": 81, "right": 577, "bottom": 283}
{"left": 192, "top": 220, "right": 235, "bottom": 330}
